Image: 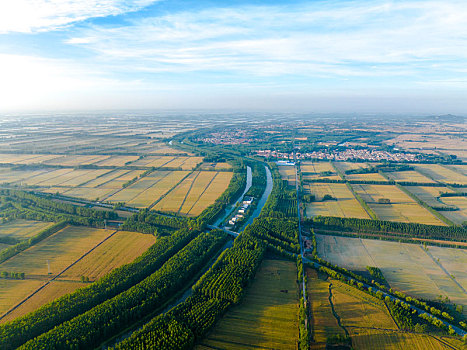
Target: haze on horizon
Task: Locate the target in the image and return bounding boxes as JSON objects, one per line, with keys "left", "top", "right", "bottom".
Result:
{"left": 0, "top": 0, "right": 466, "bottom": 114}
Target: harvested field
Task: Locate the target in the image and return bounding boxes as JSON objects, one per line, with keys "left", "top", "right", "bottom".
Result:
{"left": 301, "top": 161, "right": 341, "bottom": 181}
{"left": 130, "top": 156, "right": 176, "bottom": 168}
{"left": 0, "top": 220, "right": 54, "bottom": 240}
{"left": 197, "top": 259, "right": 299, "bottom": 350}
{"left": 333, "top": 162, "right": 370, "bottom": 173}
{"left": 179, "top": 172, "right": 219, "bottom": 215}
{"left": 278, "top": 165, "right": 296, "bottom": 186}
{"left": 437, "top": 197, "right": 467, "bottom": 225}
{"left": 345, "top": 172, "right": 387, "bottom": 182}
{"left": 414, "top": 164, "right": 467, "bottom": 185}
{"left": 0, "top": 231, "right": 155, "bottom": 322}
{"left": 306, "top": 268, "right": 345, "bottom": 344}
{"left": 304, "top": 183, "right": 370, "bottom": 219}
{"left": 0, "top": 226, "right": 113, "bottom": 318}
{"left": 154, "top": 171, "right": 221, "bottom": 215}
{"left": 316, "top": 234, "right": 467, "bottom": 316}
{"left": 187, "top": 171, "right": 232, "bottom": 216}
{"left": 384, "top": 170, "right": 436, "bottom": 183}
{"left": 44, "top": 155, "right": 110, "bottom": 166}
{"left": 93, "top": 155, "right": 139, "bottom": 166}
{"left": 405, "top": 186, "right": 455, "bottom": 207}
{"left": 351, "top": 184, "right": 445, "bottom": 225}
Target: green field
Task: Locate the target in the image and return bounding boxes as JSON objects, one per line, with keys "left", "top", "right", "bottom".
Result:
{"left": 316, "top": 234, "right": 467, "bottom": 317}
{"left": 196, "top": 259, "right": 299, "bottom": 350}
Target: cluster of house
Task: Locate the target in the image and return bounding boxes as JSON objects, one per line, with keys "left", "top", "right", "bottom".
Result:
{"left": 228, "top": 196, "right": 254, "bottom": 227}
{"left": 255, "top": 148, "right": 420, "bottom": 162}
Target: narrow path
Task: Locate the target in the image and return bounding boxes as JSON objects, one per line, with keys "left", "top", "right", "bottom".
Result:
{"left": 0, "top": 229, "right": 118, "bottom": 321}
{"left": 147, "top": 170, "right": 195, "bottom": 210}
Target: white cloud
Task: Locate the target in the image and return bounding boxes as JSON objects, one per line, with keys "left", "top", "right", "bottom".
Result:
{"left": 0, "top": 0, "right": 157, "bottom": 33}
{"left": 64, "top": 1, "right": 467, "bottom": 80}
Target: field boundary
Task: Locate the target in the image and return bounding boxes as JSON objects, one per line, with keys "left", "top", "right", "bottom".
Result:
{"left": 148, "top": 170, "right": 195, "bottom": 210}
{"left": 176, "top": 171, "right": 201, "bottom": 215}
{"left": 0, "top": 229, "right": 118, "bottom": 321}
{"left": 186, "top": 171, "right": 220, "bottom": 215}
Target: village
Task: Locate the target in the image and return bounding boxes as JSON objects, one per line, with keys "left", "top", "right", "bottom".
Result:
{"left": 255, "top": 148, "right": 421, "bottom": 162}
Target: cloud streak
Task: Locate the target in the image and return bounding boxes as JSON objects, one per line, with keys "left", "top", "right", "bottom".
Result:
{"left": 0, "top": 0, "right": 157, "bottom": 33}
{"left": 66, "top": 1, "right": 467, "bottom": 80}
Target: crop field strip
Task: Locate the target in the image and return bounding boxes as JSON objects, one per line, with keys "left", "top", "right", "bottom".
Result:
{"left": 178, "top": 172, "right": 218, "bottom": 215}
{"left": 303, "top": 182, "right": 370, "bottom": 219}
{"left": 306, "top": 268, "right": 345, "bottom": 347}
{"left": 0, "top": 220, "right": 54, "bottom": 240}
{"left": 186, "top": 171, "right": 233, "bottom": 216}
{"left": 301, "top": 161, "right": 341, "bottom": 181}
{"left": 437, "top": 196, "right": 467, "bottom": 225}
{"left": 404, "top": 186, "right": 456, "bottom": 207}
{"left": 332, "top": 161, "right": 371, "bottom": 173}
{"left": 278, "top": 165, "right": 297, "bottom": 186}
{"left": 384, "top": 170, "right": 437, "bottom": 183}
{"left": 0, "top": 226, "right": 114, "bottom": 317}
{"left": 153, "top": 171, "right": 202, "bottom": 214}
{"left": 1, "top": 230, "right": 155, "bottom": 323}
{"left": 345, "top": 172, "right": 388, "bottom": 181}
{"left": 196, "top": 259, "right": 299, "bottom": 350}
{"left": 316, "top": 234, "right": 467, "bottom": 317}
{"left": 414, "top": 164, "right": 467, "bottom": 185}
{"left": 130, "top": 171, "right": 191, "bottom": 208}
{"left": 350, "top": 183, "right": 446, "bottom": 225}
{"left": 330, "top": 279, "right": 456, "bottom": 350}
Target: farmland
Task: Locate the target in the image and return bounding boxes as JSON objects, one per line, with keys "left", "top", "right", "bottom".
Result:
{"left": 0, "top": 220, "right": 54, "bottom": 240}
{"left": 301, "top": 161, "right": 341, "bottom": 181}
{"left": 413, "top": 164, "right": 467, "bottom": 185}
{"left": 316, "top": 234, "right": 467, "bottom": 316}
{"left": 1, "top": 230, "right": 155, "bottom": 322}
{"left": 350, "top": 184, "right": 445, "bottom": 225}
{"left": 333, "top": 161, "right": 370, "bottom": 173}
{"left": 303, "top": 182, "right": 370, "bottom": 219}
{"left": 345, "top": 172, "right": 387, "bottom": 181}
{"left": 405, "top": 186, "right": 455, "bottom": 207}
{"left": 306, "top": 268, "right": 345, "bottom": 345}
{"left": 196, "top": 259, "right": 299, "bottom": 350}
{"left": 438, "top": 197, "right": 467, "bottom": 225}
{"left": 331, "top": 279, "right": 456, "bottom": 350}
{"left": 278, "top": 165, "right": 296, "bottom": 186}
{"left": 0, "top": 226, "right": 113, "bottom": 317}
{"left": 383, "top": 170, "right": 436, "bottom": 183}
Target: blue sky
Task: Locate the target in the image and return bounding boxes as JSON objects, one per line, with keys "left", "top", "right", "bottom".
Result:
{"left": 0, "top": 0, "right": 466, "bottom": 113}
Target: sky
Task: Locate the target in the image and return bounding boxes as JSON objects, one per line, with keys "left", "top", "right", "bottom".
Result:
{"left": 0, "top": 0, "right": 466, "bottom": 114}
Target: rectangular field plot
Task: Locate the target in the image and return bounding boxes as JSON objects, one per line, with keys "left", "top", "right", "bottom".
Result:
{"left": 278, "top": 165, "right": 296, "bottom": 186}
{"left": 0, "top": 231, "right": 154, "bottom": 323}
{"left": 306, "top": 268, "right": 345, "bottom": 344}
{"left": 384, "top": 170, "right": 436, "bottom": 183}
{"left": 316, "top": 234, "right": 467, "bottom": 316}
{"left": 405, "top": 186, "right": 455, "bottom": 207}
{"left": 154, "top": 171, "right": 220, "bottom": 215}
{"left": 414, "top": 164, "right": 467, "bottom": 185}
{"left": 108, "top": 171, "right": 189, "bottom": 208}
{"left": 130, "top": 156, "right": 175, "bottom": 167}
{"left": 0, "top": 220, "right": 53, "bottom": 240}
{"left": 304, "top": 183, "right": 370, "bottom": 219}
{"left": 44, "top": 155, "right": 110, "bottom": 166}
{"left": 196, "top": 259, "right": 299, "bottom": 350}
{"left": 333, "top": 161, "right": 370, "bottom": 173}
{"left": 0, "top": 153, "right": 60, "bottom": 164}
{"left": 93, "top": 155, "right": 139, "bottom": 166}
{"left": 199, "top": 162, "right": 232, "bottom": 170}
{"left": 351, "top": 184, "right": 445, "bottom": 225}
{"left": 437, "top": 197, "right": 467, "bottom": 225}
{"left": 345, "top": 172, "right": 387, "bottom": 182}
{"left": 186, "top": 171, "right": 232, "bottom": 216}
{"left": 0, "top": 226, "right": 113, "bottom": 317}
{"left": 301, "top": 161, "right": 341, "bottom": 181}
{"left": 328, "top": 279, "right": 452, "bottom": 350}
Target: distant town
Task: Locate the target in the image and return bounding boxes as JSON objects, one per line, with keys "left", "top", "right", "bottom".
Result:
{"left": 255, "top": 148, "right": 421, "bottom": 162}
